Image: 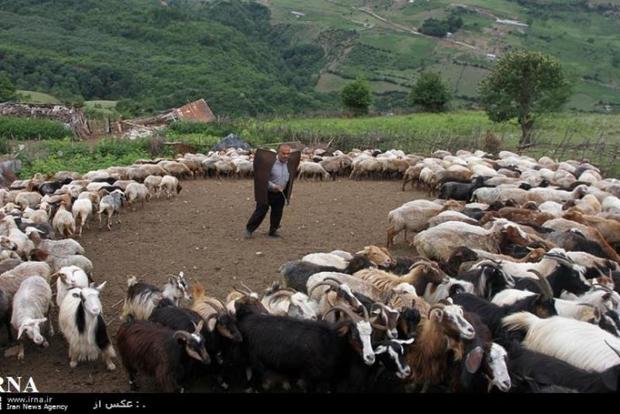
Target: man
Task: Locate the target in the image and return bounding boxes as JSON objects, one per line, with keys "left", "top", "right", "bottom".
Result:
{"left": 245, "top": 144, "right": 300, "bottom": 239}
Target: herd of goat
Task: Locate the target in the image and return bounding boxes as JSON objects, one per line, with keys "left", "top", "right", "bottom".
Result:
{"left": 1, "top": 145, "right": 620, "bottom": 393}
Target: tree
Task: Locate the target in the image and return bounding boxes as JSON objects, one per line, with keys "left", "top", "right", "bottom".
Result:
{"left": 409, "top": 72, "right": 450, "bottom": 112}
{"left": 341, "top": 77, "right": 372, "bottom": 116}
{"left": 0, "top": 72, "right": 16, "bottom": 102}
{"left": 479, "top": 51, "right": 571, "bottom": 146}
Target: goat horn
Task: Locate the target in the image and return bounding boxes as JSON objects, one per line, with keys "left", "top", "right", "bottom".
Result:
{"left": 527, "top": 269, "right": 554, "bottom": 300}
{"left": 308, "top": 280, "right": 340, "bottom": 297}
{"left": 240, "top": 282, "right": 254, "bottom": 294}
{"left": 202, "top": 297, "right": 226, "bottom": 312}
{"left": 604, "top": 340, "right": 620, "bottom": 360}
{"left": 173, "top": 331, "right": 192, "bottom": 342}
{"left": 267, "top": 290, "right": 295, "bottom": 306}
{"left": 323, "top": 305, "right": 362, "bottom": 322}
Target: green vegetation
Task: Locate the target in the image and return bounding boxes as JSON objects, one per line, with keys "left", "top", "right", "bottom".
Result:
{"left": 419, "top": 12, "right": 464, "bottom": 38}
{"left": 16, "top": 90, "right": 62, "bottom": 104}
{"left": 0, "top": 117, "right": 70, "bottom": 140}
{"left": 341, "top": 78, "right": 372, "bottom": 115}
{"left": 409, "top": 72, "right": 451, "bottom": 112}
{"left": 479, "top": 51, "right": 571, "bottom": 146}
{"left": 15, "top": 137, "right": 166, "bottom": 178}
{"left": 0, "top": 0, "right": 335, "bottom": 116}
{"left": 0, "top": 72, "right": 16, "bottom": 102}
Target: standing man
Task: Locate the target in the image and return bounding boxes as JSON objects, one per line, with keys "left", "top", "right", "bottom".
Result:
{"left": 245, "top": 144, "right": 300, "bottom": 239}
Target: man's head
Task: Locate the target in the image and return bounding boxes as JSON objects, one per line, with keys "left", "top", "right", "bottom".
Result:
{"left": 277, "top": 144, "right": 291, "bottom": 163}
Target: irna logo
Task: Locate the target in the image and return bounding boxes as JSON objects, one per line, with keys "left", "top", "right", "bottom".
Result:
{"left": 0, "top": 377, "right": 38, "bottom": 393}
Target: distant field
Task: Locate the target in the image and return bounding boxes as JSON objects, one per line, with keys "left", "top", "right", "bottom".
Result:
{"left": 16, "top": 90, "right": 61, "bottom": 104}
{"left": 85, "top": 100, "right": 118, "bottom": 109}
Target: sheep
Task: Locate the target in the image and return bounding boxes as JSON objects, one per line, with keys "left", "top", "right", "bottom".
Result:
{"left": 71, "top": 198, "right": 92, "bottom": 237}
{"left": 116, "top": 318, "right": 209, "bottom": 392}
{"left": 563, "top": 209, "right": 620, "bottom": 246}
{"left": 121, "top": 273, "right": 191, "bottom": 321}
{"left": 124, "top": 182, "right": 150, "bottom": 209}
{"left": 53, "top": 265, "right": 90, "bottom": 307}
{"left": 386, "top": 199, "right": 461, "bottom": 248}
{"left": 159, "top": 175, "right": 182, "bottom": 199}
{"left": 159, "top": 160, "right": 193, "bottom": 179}
{"left": 10, "top": 276, "right": 53, "bottom": 360}
{"left": 602, "top": 196, "right": 620, "bottom": 214}
{"left": 58, "top": 283, "right": 116, "bottom": 370}
{"left": 0, "top": 214, "right": 35, "bottom": 259}
{"left": 543, "top": 218, "right": 620, "bottom": 262}
{"left": 427, "top": 210, "right": 479, "bottom": 227}
{"left": 401, "top": 164, "right": 424, "bottom": 191}
{"left": 98, "top": 189, "right": 125, "bottom": 231}
{"left": 502, "top": 312, "right": 620, "bottom": 372}
{"left": 27, "top": 229, "right": 85, "bottom": 256}
{"left": 301, "top": 253, "right": 348, "bottom": 270}
{"left": 144, "top": 175, "right": 163, "bottom": 198}
{"left": 52, "top": 201, "right": 75, "bottom": 238}
{"left": 413, "top": 219, "right": 530, "bottom": 263}
{"left": 354, "top": 261, "right": 446, "bottom": 298}
{"left": 297, "top": 162, "right": 330, "bottom": 181}
{"left": 0, "top": 262, "right": 52, "bottom": 300}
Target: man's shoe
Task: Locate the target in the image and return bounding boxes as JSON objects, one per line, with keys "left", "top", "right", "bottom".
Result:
{"left": 244, "top": 230, "right": 253, "bottom": 239}
{"left": 268, "top": 231, "right": 281, "bottom": 238}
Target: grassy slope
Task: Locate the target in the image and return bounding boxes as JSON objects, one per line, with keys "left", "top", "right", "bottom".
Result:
{"left": 266, "top": 0, "right": 620, "bottom": 111}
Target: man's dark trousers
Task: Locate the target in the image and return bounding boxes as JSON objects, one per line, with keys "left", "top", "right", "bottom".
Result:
{"left": 246, "top": 191, "right": 286, "bottom": 234}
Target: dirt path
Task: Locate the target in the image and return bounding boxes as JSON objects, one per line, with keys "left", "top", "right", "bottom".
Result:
{"left": 1, "top": 178, "right": 425, "bottom": 392}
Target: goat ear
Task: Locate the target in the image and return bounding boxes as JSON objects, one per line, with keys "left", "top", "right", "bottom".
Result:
{"left": 465, "top": 346, "right": 484, "bottom": 374}
{"left": 17, "top": 324, "right": 26, "bottom": 340}
{"left": 430, "top": 308, "right": 443, "bottom": 322}
{"left": 336, "top": 321, "right": 351, "bottom": 337}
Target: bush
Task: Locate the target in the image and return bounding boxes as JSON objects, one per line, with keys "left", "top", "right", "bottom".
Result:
{"left": 0, "top": 117, "right": 71, "bottom": 140}
{"left": 483, "top": 130, "right": 502, "bottom": 155}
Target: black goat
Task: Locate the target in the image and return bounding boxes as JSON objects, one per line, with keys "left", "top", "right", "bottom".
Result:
{"left": 35, "top": 177, "right": 73, "bottom": 196}
{"left": 506, "top": 341, "right": 618, "bottom": 393}
{"left": 450, "top": 293, "right": 556, "bottom": 342}
{"left": 514, "top": 265, "right": 590, "bottom": 297}
{"left": 234, "top": 301, "right": 375, "bottom": 392}
{"left": 456, "top": 262, "right": 514, "bottom": 300}
{"left": 439, "top": 176, "right": 486, "bottom": 201}
{"left": 116, "top": 317, "right": 209, "bottom": 392}
{"left": 281, "top": 256, "right": 375, "bottom": 293}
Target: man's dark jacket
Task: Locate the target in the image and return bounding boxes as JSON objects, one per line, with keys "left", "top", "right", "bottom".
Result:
{"left": 253, "top": 148, "right": 301, "bottom": 205}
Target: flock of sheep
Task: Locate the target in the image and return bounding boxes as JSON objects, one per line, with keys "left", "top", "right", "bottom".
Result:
{"left": 1, "top": 145, "right": 620, "bottom": 393}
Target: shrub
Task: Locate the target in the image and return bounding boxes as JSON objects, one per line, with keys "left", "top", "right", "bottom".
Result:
{"left": 483, "top": 130, "right": 502, "bottom": 155}
{"left": 0, "top": 117, "right": 71, "bottom": 140}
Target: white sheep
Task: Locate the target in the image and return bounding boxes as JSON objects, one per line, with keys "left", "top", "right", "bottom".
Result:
{"left": 98, "top": 189, "right": 125, "bottom": 231}
{"left": 52, "top": 201, "right": 75, "bottom": 238}
{"left": 159, "top": 175, "right": 182, "bottom": 199}
{"left": 125, "top": 182, "right": 150, "bottom": 209}
{"left": 144, "top": 175, "right": 163, "bottom": 198}
{"left": 72, "top": 198, "right": 92, "bottom": 237}
{"left": 10, "top": 275, "right": 53, "bottom": 360}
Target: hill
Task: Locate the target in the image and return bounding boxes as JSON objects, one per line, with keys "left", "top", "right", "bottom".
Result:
{"left": 1, "top": 0, "right": 619, "bottom": 114}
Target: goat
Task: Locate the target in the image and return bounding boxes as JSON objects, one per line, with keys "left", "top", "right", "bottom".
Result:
{"left": 58, "top": 283, "right": 116, "bottom": 370}
{"left": 53, "top": 265, "right": 90, "bottom": 307}
{"left": 120, "top": 273, "right": 191, "bottom": 321}
{"left": 354, "top": 261, "right": 446, "bottom": 297}
{"left": 116, "top": 317, "right": 209, "bottom": 392}
{"left": 234, "top": 302, "right": 375, "bottom": 391}
{"left": 502, "top": 311, "right": 620, "bottom": 372}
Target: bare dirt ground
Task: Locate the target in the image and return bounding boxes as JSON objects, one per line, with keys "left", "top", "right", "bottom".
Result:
{"left": 1, "top": 178, "right": 425, "bottom": 393}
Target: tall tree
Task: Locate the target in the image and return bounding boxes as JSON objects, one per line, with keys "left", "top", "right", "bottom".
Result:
{"left": 479, "top": 51, "right": 571, "bottom": 146}
{"left": 409, "top": 72, "right": 450, "bottom": 112}
{"left": 341, "top": 77, "right": 372, "bottom": 116}
{"left": 0, "top": 72, "right": 16, "bottom": 102}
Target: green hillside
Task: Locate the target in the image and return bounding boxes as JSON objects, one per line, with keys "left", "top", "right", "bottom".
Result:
{"left": 1, "top": 0, "right": 619, "bottom": 115}
{"left": 265, "top": 0, "right": 620, "bottom": 112}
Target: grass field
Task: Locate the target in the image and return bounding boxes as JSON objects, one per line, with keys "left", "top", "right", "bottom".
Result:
{"left": 16, "top": 90, "right": 61, "bottom": 104}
